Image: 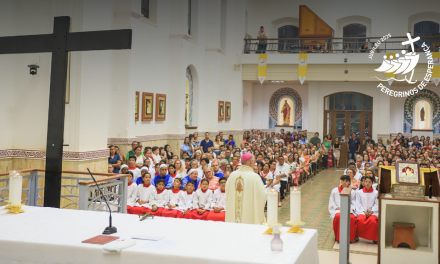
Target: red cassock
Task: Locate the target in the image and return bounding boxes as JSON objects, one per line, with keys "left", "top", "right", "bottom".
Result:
{"left": 356, "top": 214, "right": 378, "bottom": 241}
{"left": 129, "top": 206, "right": 151, "bottom": 215}
{"left": 149, "top": 207, "right": 164, "bottom": 216}
{"left": 161, "top": 209, "right": 180, "bottom": 218}
{"left": 127, "top": 205, "right": 132, "bottom": 214}
{"left": 206, "top": 211, "right": 226, "bottom": 222}
{"left": 333, "top": 213, "right": 357, "bottom": 242}
{"left": 188, "top": 209, "right": 210, "bottom": 220}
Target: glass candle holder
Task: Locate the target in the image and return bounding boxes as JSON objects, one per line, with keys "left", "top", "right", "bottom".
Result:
{"left": 271, "top": 224, "right": 283, "bottom": 251}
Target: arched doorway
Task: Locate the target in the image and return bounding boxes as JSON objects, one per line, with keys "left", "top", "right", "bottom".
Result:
{"left": 403, "top": 89, "right": 440, "bottom": 133}
{"left": 269, "top": 87, "right": 302, "bottom": 129}
{"left": 323, "top": 92, "right": 373, "bottom": 142}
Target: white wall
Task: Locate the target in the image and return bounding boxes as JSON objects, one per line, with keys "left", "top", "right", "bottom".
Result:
{"left": 0, "top": 0, "right": 246, "bottom": 153}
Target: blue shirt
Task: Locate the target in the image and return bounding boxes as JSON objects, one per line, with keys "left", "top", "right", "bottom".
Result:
{"left": 299, "top": 139, "right": 307, "bottom": 145}
{"left": 348, "top": 138, "right": 360, "bottom": 153}
{"left": 181, "top": 176, "right": 201, "bottom": 190}
{"left": 135, "top": 177, "right": 144, "bottom": 185}
{"left": 181, "top": 143, "right": 192, "bottom": 156}
{"left": 108, "top": 154, "right": 121, "bottom": 173}
{"left": 153, "top": 174, "right": 173, "bottom": 189}
{"left": 214, "top": 172, "right": 224, "bottom": 178}
{"left": 225, "top": 139, "right": 236, "bottom": 147}
{"left": 411, "top": 142, "right": 422, "bottom": 151}
{"left": 200, "top": 139, "right": 214, "bottom": 153}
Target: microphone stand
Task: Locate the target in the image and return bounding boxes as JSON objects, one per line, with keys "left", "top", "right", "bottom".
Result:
{"left": 87, "top": 168, "right": 117, "bottom": 235}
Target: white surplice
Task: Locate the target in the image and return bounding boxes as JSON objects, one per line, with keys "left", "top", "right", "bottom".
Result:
{"left": 149, "top": 189, "right": 170, "bottom": 209}
{"left": 328, "top": 186, "right": 357, "bottom": 220}
{"left": 166, "top": 189, "right": 181, "bottom": 209}
{"left": 127, "top": 182, "right": 138, "bottom": 207}
{"left": 178, "top": 191, "right": 194, "bottom": 212}
{"left": 135, "top": 183, "right": 155, "bottom": 207}
{"left": 225, "top": 165, "right": 267, "bottom": 224}
{"left": 211, "top": 188, "right": 226, "bottom": 212}
{"left": 355, "top": 188, "right": 379, "bottom": 216}
{"left": 193, "top": 189, "right": 213, "bottom": 210}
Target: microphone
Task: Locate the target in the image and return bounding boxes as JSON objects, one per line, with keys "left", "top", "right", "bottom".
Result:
{"left": 87, "top": 168, "right": 117, "bottom": 235}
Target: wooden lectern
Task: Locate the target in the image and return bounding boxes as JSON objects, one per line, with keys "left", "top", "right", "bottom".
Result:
{"left": 378, "top": 165, "right": 440, "bottom": 264}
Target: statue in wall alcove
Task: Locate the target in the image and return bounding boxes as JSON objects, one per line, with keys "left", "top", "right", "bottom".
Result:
{"left": 281, "top": 100, "right": 291, "bottom": 126}
{"left": 420, "top": 106, "right": 425, "bottom": 121}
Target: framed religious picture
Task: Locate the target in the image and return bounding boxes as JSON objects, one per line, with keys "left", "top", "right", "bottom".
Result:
{"left": 142, "top": 92, "right": 154, "bottom": 121}
{"left": 155, "top": 93, "right": 166, "bottom": 121}
{"left": 135, "top": 91, "right": 140, "bottom": 121}
{"left": 225, "top": 101, "right": 231, "bottom": 121}
{"left": 218, "top": 101, "right": 225, "bottom": 121}
{"left": 395, "top": 161, "right": 421, "bottom": 185}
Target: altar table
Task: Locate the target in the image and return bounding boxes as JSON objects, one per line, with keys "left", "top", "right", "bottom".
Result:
{"left": 0, "top": 206, "right": 318, "bottom": 264}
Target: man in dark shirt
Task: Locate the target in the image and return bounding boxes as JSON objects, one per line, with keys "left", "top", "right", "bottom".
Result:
{"left": 348, "top": 133, "right": 360, "bottom": 160}
{"left": 200, "top": 132, "right": 214, "bottom": 153}
{"left": 284, "top": 132, "right": 293, "bottom": 144}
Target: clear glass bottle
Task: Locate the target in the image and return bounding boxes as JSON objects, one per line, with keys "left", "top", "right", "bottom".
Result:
{"left": 271, "top": 224, "right": 283, "bottom": 251}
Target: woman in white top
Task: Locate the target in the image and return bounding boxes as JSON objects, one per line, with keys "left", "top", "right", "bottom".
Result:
{"left": 134, "top": 146, "right": 146, "bottom": 169}
{"left": 174, "top": 160, "right": 186, "bottom": 179}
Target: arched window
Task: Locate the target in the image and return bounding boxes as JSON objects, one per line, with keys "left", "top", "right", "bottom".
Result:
{"left": 343, "top": 23, "right": 366, "bottom": 51}
{"left": 414, "top": 21, "right": 439, "bottom": 51}
{"left": 413, "top": 100, "right": 432, "bottom": 129}
{"left": 278, "top": 25, "right": 299, "bottom": 53}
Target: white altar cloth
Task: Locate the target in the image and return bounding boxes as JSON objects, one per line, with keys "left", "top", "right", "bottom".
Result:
{"left": 0, "top": 206, "right": 319, "bottom": 264}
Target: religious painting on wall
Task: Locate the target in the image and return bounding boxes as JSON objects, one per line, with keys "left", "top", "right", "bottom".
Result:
{"left": 218, "top": 101, "right": 225, "bottom": 121}
{"left": 156, "top": 93, "right": 166, "bottom": 121}
{"left": 135, "top": 91, "right": 140, "bottom": 121}
{"left": 225, "top": 101, "right": 231, "bottom": 121}
{"left": 142, "top": 92, "right": 154, "bottom": 121}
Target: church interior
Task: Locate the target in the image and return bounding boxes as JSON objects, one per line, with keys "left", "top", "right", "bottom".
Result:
{"left": 1, "top": 0, "right": 440, "bottom": 263}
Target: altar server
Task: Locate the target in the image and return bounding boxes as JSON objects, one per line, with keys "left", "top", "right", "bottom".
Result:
{"left": 207, "top": 177, "right": 227, "bottom": 222}
{"left": 149, "top": 179, "right": 170, "bottom": 216}
{"left": 177, "top": 180, "right": 195, "bottom": 219}
{"left": 127, "top": 156, "right": 142, "bottom": 182}
{"left": 153, "top": 164, "right": 173, "bottom": 189}
{"left": 126, "top": 172, "right": 138, "bottom": 213}
{"left": 161, "top": 178, "right": 183, "bottom": 218}
{"left": 130, "top": 173, "right": 155, "bottom": 215}
{"left": 189, "top": 179, "right": 212, "bottom": 220}
{"left": 355, "top": 176, "right": 379, "bottom": 242}
{"left": 328, "top": 175, "right": 358, "bottom": 242}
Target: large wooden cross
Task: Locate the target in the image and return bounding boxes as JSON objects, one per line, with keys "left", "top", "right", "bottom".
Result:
{"left": 0, "top": 16, "right": 132, "bottom": 208}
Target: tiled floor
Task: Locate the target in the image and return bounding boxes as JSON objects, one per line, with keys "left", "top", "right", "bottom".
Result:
{"left": 333, "top": 238, "right": 378, "bottom": 253}
{"left": 319, "top": 250, "right": 378, "bottom": 264}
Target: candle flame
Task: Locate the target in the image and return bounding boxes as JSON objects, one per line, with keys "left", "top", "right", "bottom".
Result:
{"left": 294, "top": 187, "right": 297, "bottom": 191}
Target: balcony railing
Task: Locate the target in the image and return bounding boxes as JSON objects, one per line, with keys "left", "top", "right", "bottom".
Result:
{"left": 243, "top": 35, "right": 440, "bottom": 54}
{"left": 0, "top": 169, "right": 129, "bottom": 213}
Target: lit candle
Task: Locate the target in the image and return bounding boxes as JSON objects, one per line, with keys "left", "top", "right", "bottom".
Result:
{"left": 9, "top": 171, "right": 23, "bottom": 206}
{"left": 267, "top": 188, "right": 278, "bottom": 226}
{"left": 290, "top": 186, "right": 301, "bottom": 225}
